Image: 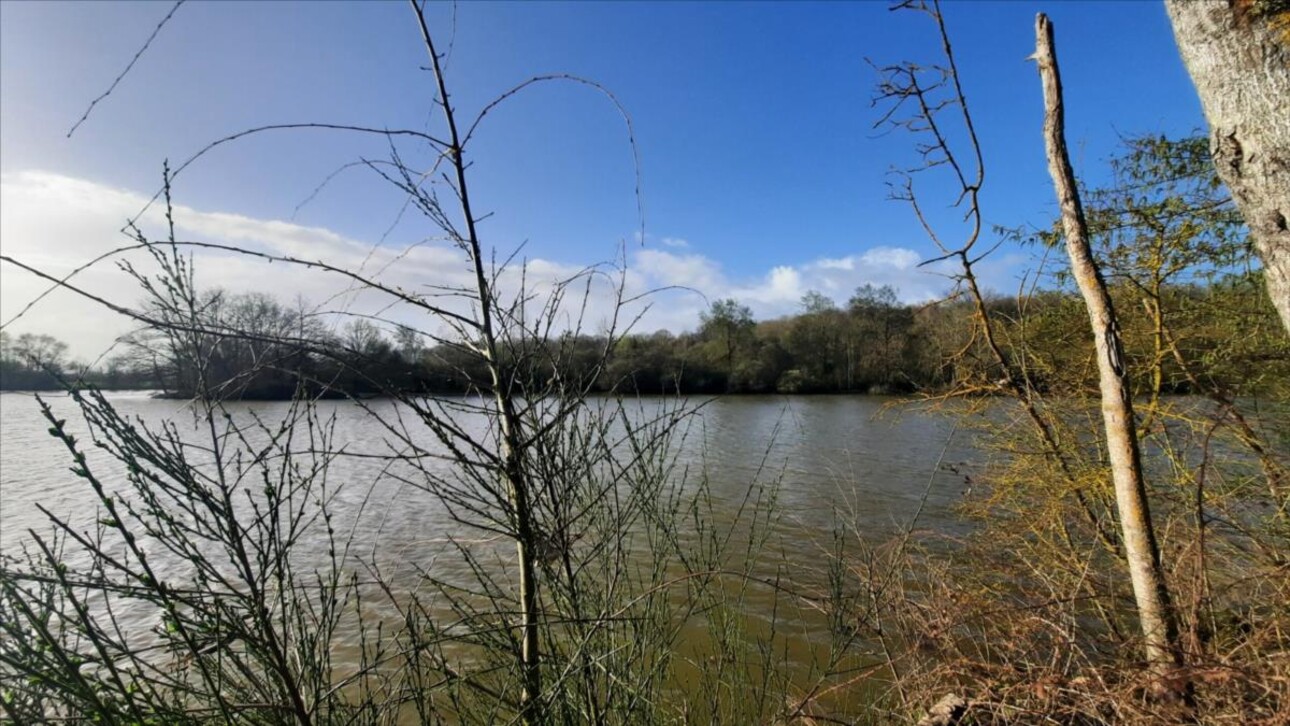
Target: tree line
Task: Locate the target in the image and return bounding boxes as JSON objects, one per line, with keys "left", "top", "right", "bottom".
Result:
{"left": 4, "top": 271, "right": 1283, "bottom": 401}
{"left": 5, "top": 131, "right": 1281, "bottom": 403}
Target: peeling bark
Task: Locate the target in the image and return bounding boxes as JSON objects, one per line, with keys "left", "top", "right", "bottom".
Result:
{"left": 1167, "top": 0, "right": 1290, "bottom": 332}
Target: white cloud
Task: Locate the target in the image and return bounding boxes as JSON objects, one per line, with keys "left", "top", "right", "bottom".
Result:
{"left": 617, "top": 242, "right": 957, "bottom": 329}
{"left": 0, "top": 171, "right": 577, "bottom": 359}
{"left": 815, "top": 257, "right": 854, "bottom": 271}
{"left": 735, "top": 265, "right": 803, "bottom": 306}
{"left": 1, "top": 171, "right": 972, "bottom": 361}
{"left": 858, "top": 246, "right": 920, "bottom": 269}
{"left": 633, "top": 249, "right": 723, "bottom": 293}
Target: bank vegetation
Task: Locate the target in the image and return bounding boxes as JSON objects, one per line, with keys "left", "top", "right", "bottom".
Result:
{"left": 0, "top": 2, "right": 1287, "bottom": 724}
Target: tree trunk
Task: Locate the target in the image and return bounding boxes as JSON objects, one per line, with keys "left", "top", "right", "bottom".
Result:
{"left": 1166, "top": 0, "right": 1290, "bottom": 333}
{"left": 1034, "top": 13, "right": 1188, "bottom": 697}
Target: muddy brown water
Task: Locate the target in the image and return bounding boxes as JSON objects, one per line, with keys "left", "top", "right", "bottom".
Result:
{"left": 0, "top": 390, "right": 985, "bottom": 715}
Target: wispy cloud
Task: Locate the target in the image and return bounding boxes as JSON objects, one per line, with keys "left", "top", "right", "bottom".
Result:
{"left": 631, "top": 243, "right": 955, "bottom": 326}
{"left": 1, "top": 171, "right": 973, "bottom": 360}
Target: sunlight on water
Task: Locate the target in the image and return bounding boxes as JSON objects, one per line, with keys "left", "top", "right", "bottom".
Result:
{"left": 0, "top": 390, "right": 981, "bottom": 711}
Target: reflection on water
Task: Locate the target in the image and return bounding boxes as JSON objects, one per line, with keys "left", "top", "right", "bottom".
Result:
{"left": 1, "top": 392, "right": 977, "bottom": 557}
{"left": 0, "top": 390, "right": 983, "bottom": 710}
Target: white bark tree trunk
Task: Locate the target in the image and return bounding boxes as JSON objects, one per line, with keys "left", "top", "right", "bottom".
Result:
{"left": 1166, "top": 0, "right": 1290, "bottom": 332}
{"left": 1034, "top": 13, "right": 1188, "bottom": 696}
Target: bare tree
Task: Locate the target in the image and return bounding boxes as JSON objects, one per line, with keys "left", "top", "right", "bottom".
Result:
{"left": 1166, "top": 0, "right": 1290, "bottom": 333}
{"left": 1034, "top": 13, "right": 1187, "bottom": 700}
{"left": 873, "top": 0, "right": 1122, "bottom": 555}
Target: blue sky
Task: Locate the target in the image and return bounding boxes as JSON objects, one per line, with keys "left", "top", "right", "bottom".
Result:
{"left": 0, "top": 1, "right": 1206, "bottom": 358}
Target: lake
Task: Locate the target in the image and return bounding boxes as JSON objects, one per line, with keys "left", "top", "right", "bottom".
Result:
{"left": 0, "top": 391, "right": 980, "bottom": 555}
{"left": 0, "top": 390, "right": 987, "bottom": 714}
